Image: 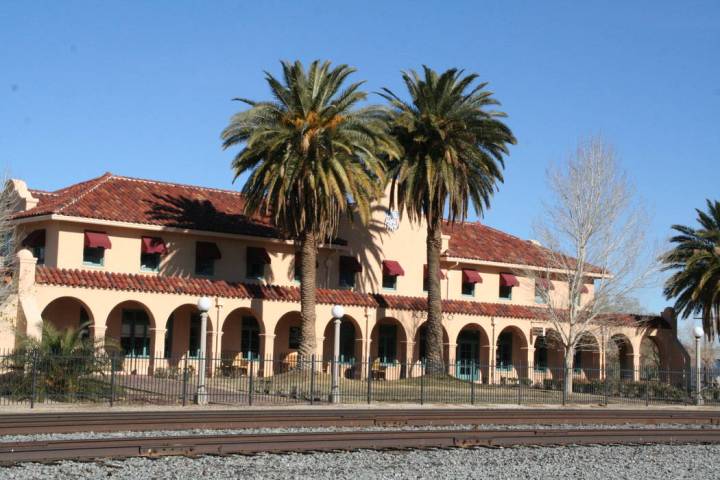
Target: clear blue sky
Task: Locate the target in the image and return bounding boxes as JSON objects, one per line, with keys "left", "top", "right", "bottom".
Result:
{"left": 1, "top": 1, "right": 718, "bottom": 315}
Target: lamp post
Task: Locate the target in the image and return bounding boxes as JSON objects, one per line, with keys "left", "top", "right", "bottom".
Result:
{"left": 196, "top": 296, "right": 212, "bottom": 405}
{"left": 331, "top": 305, "right": 345, "bottom": 403}
{"left": 694, "top": 326, "right": 704, "bottom": 406}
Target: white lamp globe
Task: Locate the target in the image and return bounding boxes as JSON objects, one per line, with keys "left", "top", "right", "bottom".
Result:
{"left": 197, "top": 296, "right": 212, "bottom": 313}
{"left": 694, "top": 326, "right": 704, "bottom": 339}
{"left": 331, "top": 305, "right": 345, "bottom": 319}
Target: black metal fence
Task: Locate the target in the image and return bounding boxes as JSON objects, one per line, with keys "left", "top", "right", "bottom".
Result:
{"left": 1, "top": 350, "right": 718, "bottom": 408}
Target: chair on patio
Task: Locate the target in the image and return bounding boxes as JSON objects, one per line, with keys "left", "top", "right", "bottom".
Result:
{"left": 282, "top": 351, "right": 298, "bottom": 372}
{"left": 232, "top": 353, "right": 249, "bottom": 376}
{"left": 371, "top": 358, "right": 387, "bottom": 380}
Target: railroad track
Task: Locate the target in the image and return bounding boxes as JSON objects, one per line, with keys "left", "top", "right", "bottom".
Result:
{"left": 1, "top": 428, "right": 720, "bottom": 464}
{"left": 1, "top": 408, "right": 719, "bottom": 435}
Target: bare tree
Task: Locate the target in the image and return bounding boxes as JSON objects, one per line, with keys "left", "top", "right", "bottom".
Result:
{"left": 679, "top": 321, "right": 720, "bottom": 370}
{"left": 0, "top": 178, "right": 20, "bottom": 340}
{"left": 527, "top": 137, "right": 657, "bottom": 396}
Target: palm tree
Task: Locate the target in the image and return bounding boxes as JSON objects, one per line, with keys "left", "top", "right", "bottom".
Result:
{"left": 222, "top": 60, "right": 395, "bottom": 363}
{"left": 663, "top": 199, "right": 720, "bottom": 340}
{"left": 380, "top": 67, "right": 515, "bottom": 372}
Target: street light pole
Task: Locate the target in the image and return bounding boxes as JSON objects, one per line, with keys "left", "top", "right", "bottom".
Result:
{"left": 331, "top": 305, "right": 345, "bottom": 404}
{"left": 196, "top": 296, "right": 212, "bottom": 406}
{"left": 694, "top": 326, "right": 704, "bottom": 406}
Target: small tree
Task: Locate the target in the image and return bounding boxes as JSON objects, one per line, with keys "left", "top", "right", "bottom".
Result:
{"left": 528, "top": 137, "right": 656, "bottom": 397}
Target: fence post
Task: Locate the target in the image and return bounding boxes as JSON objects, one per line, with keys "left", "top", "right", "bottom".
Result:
{"left": 309, "top": 354, "right": 316, "bottom": 406}
{"left": 645, "top": 378, "right": 650, "bottom": 407}
{"left": 366, "top": 356, "right": 372, "bottom": 404}
{"left": 181, "top": 355, "right": 188, "bottom": 407}
{"left": 470, "top": 361, "right": 476, "bottom": 405}
{"left": 248, "top": 357, "right": 254, "bottom": 406}
{"left": 420, "top": 361, "right": 425, "bottom": 405}
{"left": 30, "top": 351, "right": 38, "bottom": 409}
{"left": 109, "top": 355, "right": 116, "bottom": 407}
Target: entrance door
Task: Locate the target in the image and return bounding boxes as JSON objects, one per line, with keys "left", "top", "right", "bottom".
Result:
{"left": 456, "top": 330, "right": 480, "bottom": 380}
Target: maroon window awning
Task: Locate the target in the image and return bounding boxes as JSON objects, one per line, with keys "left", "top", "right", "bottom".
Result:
{"left": 499, "top": 272, "right": 519, "bottom": 287}
{"left": 423, "top": 264, "right": 447, "bottom": 280}
{"left": 84, "top": 231, "right": 112, "bottom": 249}
{"left": 382, "top": 260, "right": 405, "bottom": 276}
{"left": 141, "top": 236, "right": 167, "bottom": 255}
{"left": 247, "top": 246, "right": 271, "bottom": 264}
{"left": 536, "top": 278, "right": 554, "bottom": 290}
{"left": 462, "top": 269, "right": 483, "bottom": 284}
{"left": 581, "top": 284, "right": 589, "bottom": 294}
{"left": 196, "top": 241, "right": 221, "bottom": 260}
{"left": 21, "top": 229, "right": 46, "bottom": 248}
{"left": 340, "top": 256, "right": 362, "bottom": 273}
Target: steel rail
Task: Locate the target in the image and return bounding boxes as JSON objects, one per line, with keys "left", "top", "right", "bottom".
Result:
{"left": 1, "top": 428, "right": 720, "bottom": 464}
{"left": 1, "top": 409, "right": 719, "bottom": 435}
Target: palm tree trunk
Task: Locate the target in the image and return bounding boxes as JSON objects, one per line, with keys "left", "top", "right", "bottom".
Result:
{"left": 425, "top": 220, "right": 445, "bottom": 374}
{"left": 298, "top": 231, "right": 317, "bottom": 369}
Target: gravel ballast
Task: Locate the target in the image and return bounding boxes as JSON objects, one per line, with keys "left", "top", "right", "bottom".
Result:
{"left": 2, "top": 423, "right": 718, "bottom": 444}
{"left": 0, "top": 444, "right": 717, "bottom": 479}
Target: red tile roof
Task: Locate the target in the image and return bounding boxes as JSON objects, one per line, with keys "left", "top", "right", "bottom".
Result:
{"left": 17, "top": 173, "right": 587, "bottom": 270}
{"left": 35, "top": 266, "right": 376, "bottom": 308}
{"left": 15, "top": 173, "right": 282, "bottom": 239}
{"left": 441, "top": 221, "right": 602, "bottom": 273}
{"left": 35, "top": 267, "right": 557, "bottom": 320}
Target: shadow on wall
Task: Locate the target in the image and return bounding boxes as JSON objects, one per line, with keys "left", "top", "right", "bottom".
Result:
{"left": 341, "top": 205, "right": 387, "bottom": 293}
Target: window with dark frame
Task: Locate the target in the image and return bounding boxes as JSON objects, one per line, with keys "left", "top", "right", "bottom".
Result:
{"left": 288, "top": 326, "right": 301, "bottom": 349}
{"left": 83, "top": 246, "right": 105, "bottom": 266}
{"left": 120, "top": 309, "right": 150, "bottom": 357}
{"left": 189, "top": 314, "right": 201, "bottom": 358}
{"left": 241, "top": 316, "right": 260, "bottom": 359}
{"left": 382, "top": 272, "right": 397, "bottom": 289}
{"left": 246, "top": 247, "right": 270, "bottom": 279}
{"left": 339, "top": 256, "right": 360, "bottom": 289}
{"left": 377, "top": 324, "right": 397, "bottom": 363}
{"left": 461, "top": 280, "right": 475, "bottom": 296}
{"left": 496, "top": 331, "right": 513, "bottom": 368}
{"left": 195, "top": 241, "right": 221, "bottom": 276}
{"left": 141, "top": 252, "right": 160, "bottom": 272}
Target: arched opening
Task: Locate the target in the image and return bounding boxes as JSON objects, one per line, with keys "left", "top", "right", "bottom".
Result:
{"left": 321, "top": 316, "right": 362, "bottom": 379}
{"left": 495, "top": 326, "right": 529, "bottom": 381}
{"left": 370, "top": 317, "right": 408, "bottom": 380}
{"left": 322, "top": 316, "right": 361, "bottom": 363}
{"left": 414, "top": 322, "right": 450, "bottom": 366}
{"left": 273, "top": 311, "right": 302, "bottom": 373}
{"left": 640, "top": 336, "right": 662, "bottom": 373}
{"left": 532, "top": 329, "right": 565, "bottom": 380}
{"left": 608, "top": 334, "right": 634, "bottom": 380}
{"left": 221, "top": 308, "right": 264, "bottom": 360}
{"left": 573, "top": 332, "right": 601, "bottom": 380}
{"left": 455, "top": 324, "right": 490, "bottom": 382}
{"left": 164, "top": 304, "right": 215, "bottom": 364}
{"left": 40, "top": 297, "right": 93, "bottom": 340}
{"left": 105, "top": 301, "right": 156, "bottom": 374}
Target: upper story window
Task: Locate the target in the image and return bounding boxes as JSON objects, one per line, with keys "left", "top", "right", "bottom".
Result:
{"left": 381, "top": 260, "right": 405, "bottom": 290}
{"left": 22, "top": 229, "right": 46, "bottom": 265}
{"left": 535, "top": 278, "right": 554, "bottom": 304}
{"left": 461, "top": 269, "right": 482, "bottom": 297}
{"left": 339, "top": 256, "right": 362, "bottom": 288}
{"left": 498, "top": 273, "right": 519, "bottom": 300}
{"left": 195, "top": 241, "right": 221, "bottom": 276}
{"left": 83, "top": 231, "right": 111, "bottom": 267}
{"left": 423, "top": 264, "right": 446, "bottom": 292}
{"left": 140, "top": 236, "right": 167, "bottom": 272}
{"left": 246, "top": 247, "right": 271, "bottom": 279}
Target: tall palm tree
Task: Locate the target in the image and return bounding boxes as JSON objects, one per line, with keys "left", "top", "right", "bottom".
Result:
{"left": 379, "top": 67, "right": 515, "bottom": 372}
{"left": 222, "top": 60, "right": 395, "bottom": 363}
{"left": 663, "top": 199, "right": 720, "bottom": 340}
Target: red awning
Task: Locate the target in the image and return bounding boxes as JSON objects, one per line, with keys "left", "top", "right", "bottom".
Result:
{"left": 21, "top": 229, "right": 46, "bottom": 248}
{"left": 141, "top": 236, "right": 167, "bottom": 255}
{"left": 462, "top": 269, "right": 483, "bottom": 284}
{"left": 196, "top": 241, "right": 221, "bottom": 260}
{"left": 84, "top": 231, "right": 112, "bottom": 249}
{"left": 247, "top": 247, "right": 271, "bottom": 264}
{"left": 581, "top": 284, "right": 589, "bottom": 294}
{"left": 424, "top": 265, "right": 447, "bottom": 280}
{"left": 382, "top": 260, "right": 405, "bottom": 276}
{"left": 499, "top": 273, "right": 519, "bottom": 287}
{"left": 340, "top": 256, "right": 362, "bottom": 273}
{"left": 536, "top": 278, "right": 555, "bottom": 290}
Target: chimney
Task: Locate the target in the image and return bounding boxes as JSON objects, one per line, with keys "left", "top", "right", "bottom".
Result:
{"left": 6, "top": 179, "right": 38, "bottom": 212}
